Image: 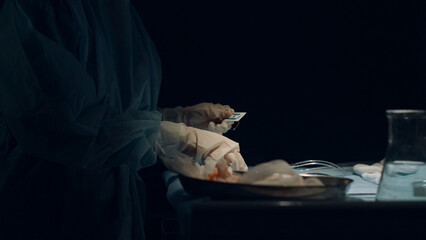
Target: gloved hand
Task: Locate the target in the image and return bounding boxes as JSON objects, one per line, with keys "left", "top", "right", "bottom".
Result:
{"left": 161, "top": 103, "right": 235, "bottom": 134}
{"left": 154, "top": 121, "right": 248, "bottom": 173}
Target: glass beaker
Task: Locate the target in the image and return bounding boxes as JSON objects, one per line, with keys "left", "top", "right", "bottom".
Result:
{"left": 376, "top": 110, "right": 426, "bottom": 201}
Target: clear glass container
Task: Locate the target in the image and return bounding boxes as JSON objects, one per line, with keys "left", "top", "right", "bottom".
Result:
{"left": 376, "top": 110, "right": 426, "bottom": 201}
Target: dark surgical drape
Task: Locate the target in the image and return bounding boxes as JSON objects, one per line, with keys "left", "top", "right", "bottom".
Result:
{"left": 0, "top": 0, "right": 162, "bottom": 239}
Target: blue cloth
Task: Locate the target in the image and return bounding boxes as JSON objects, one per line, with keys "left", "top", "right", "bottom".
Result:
{"left": 162, "top": 171, "right": 197, "bottom": 210}
{"left": 0, "top": 0, "right": 161, "bottom": 239}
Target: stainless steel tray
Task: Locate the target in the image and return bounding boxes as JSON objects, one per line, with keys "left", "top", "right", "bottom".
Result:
{"left": 179, "top": 175, "right": 353, "bottom": 200}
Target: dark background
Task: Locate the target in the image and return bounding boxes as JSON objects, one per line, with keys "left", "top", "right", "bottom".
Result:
{"left": 132, "top": 0, "right": 426, "bottom": 166}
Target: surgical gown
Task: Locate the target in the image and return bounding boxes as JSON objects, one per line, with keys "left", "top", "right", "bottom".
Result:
{"left": 0, "top": 0, "right": 162, "bottom": 239}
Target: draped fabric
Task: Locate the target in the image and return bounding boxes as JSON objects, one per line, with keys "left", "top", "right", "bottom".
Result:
{"left": 0, "top": 0, "right": 162, "bottom": 239}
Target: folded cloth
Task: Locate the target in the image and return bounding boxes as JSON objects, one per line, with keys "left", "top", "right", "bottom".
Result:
{"left": 353, "top": 161, "right": 384, "bottom": 184}
{"left": 162, "top": 171, "right": 195, "bottom": 209}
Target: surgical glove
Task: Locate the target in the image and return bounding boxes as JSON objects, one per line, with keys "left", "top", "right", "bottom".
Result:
{"left": 154, "top": 121, "right": 248, "bottom": 172}
{"left": 207, "top": 120, "right": 234, "bottom": 134}
{"left": 161, "top": 103, "right": 235, "bottom": 134}
{"left": 159, "top": 151, "right": 238, "bottom": 182}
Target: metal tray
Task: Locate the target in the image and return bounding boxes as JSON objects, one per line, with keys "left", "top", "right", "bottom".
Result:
{"left": 179, "top": 175, "right": 353, "bottom": 200}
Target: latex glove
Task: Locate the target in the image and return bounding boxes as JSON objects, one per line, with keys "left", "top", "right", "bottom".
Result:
{"left": 154, "top": 121, "right": 248, "bottom": 172}
{"left": 161, "top": 103, "right": 235, "bottom": 134}
{"left": 353, "top": 162, "right": 383, "bottom": 184}
{"left": 159, "top": 151, "right": 239, "bottom": 183}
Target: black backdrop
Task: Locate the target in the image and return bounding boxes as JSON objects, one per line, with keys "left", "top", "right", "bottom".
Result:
{"left": 132, "top": 0, "right": 426, "bottom": 166}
